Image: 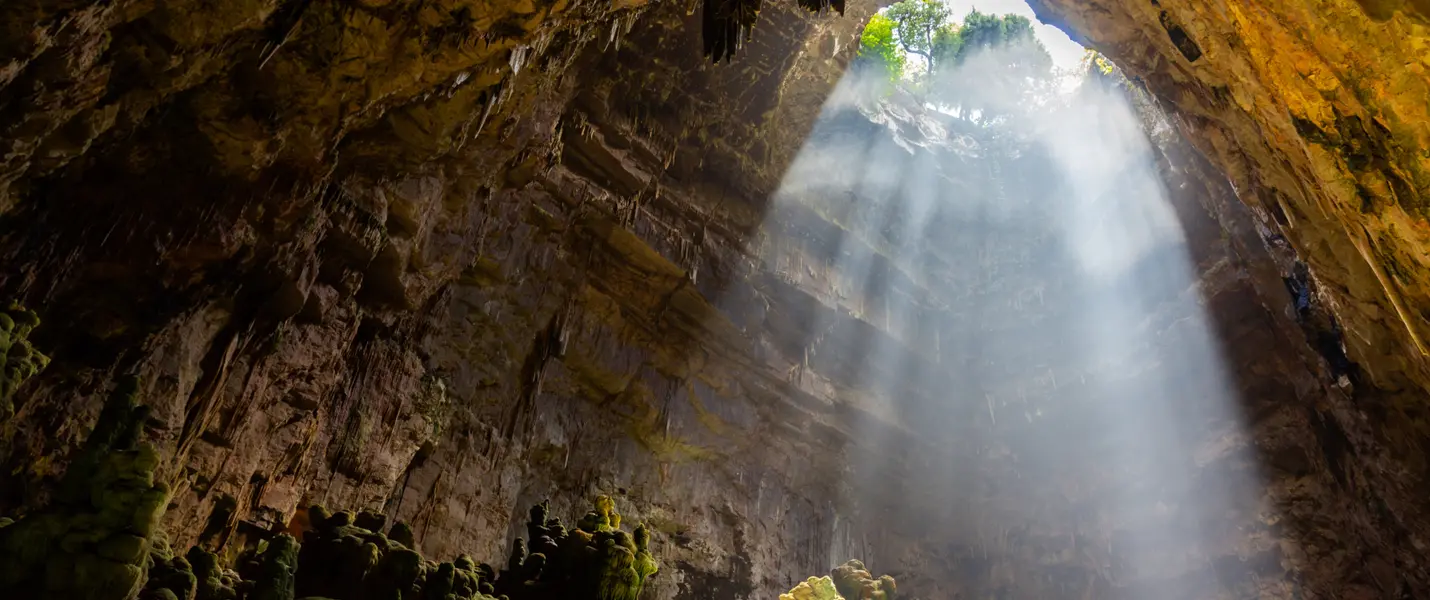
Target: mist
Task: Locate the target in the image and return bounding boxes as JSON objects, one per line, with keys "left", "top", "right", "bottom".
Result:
{"left": 737, "top": 38, "right": 1272, "bottom": 597}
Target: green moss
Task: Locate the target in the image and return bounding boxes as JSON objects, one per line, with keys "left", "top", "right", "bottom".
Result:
{"left": 0, "top": 375, "right": 168, "bottom": 600}
{"left": 831, "top": 559, "right": 898, "bottom": 600}
{"left": 250, "top": 534, "right": 299, "bottom": 600}
{"left": 523, "top": 203, "right": 565, "bottom": 233}
{"left": 423, "top": 561, "right": 455, "bottom": 600}
{"left": 188, "top": 547, "right": 238, "bottom": 600}
{"left": 144, "top": 554, "right": 198, "bottom": 600}
{"left": 781, "top": 576, "right": 843, "bottom": 600}
{"left": 372, "top": 547, "right": 423, "bottom": 599}
{"left": 0, "top": 301, "right": 50, "bottom": 421}
{"left": 388, "top": 521, "right": 416, "bottom": 549}
{"left": 8, "top": 491, "right": 660, "bottom": 600}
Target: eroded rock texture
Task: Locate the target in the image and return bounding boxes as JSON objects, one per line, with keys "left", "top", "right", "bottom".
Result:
{"left": 1, "top": 0, "right": 1429, "bottom": 599}
{"left": 0, "top": 0, "right": 891, "bottom": 597}
{"left": 1028, "top": 0, "right": 1430, "bottom": 596}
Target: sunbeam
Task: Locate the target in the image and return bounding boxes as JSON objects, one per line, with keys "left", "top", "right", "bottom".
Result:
{"left": 736, "top": 10, "right": 1286, "bottom": 596}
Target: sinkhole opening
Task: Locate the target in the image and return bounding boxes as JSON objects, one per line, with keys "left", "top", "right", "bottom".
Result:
{"left": 733, "top": 1, "right": 1287, "bottom": 595}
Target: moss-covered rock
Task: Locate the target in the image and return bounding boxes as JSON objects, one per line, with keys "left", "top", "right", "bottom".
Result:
{"left": 189, "top": 547, "right": 239, "bottom": 600}
{"left": 830, "top": 559, "right": 897, "bottom": 600}
{"left": 0, "top": 301, "right": 49, "bottom": 421}
{"left": 387, "top": 522, "right": 416, "bottom": 549}
{"left": 0, "top": 375, "right": 168, "bottom": 600}
{"left": 781, "top": 560, "right": 897, "bottom": 600}
{"left": 780, "top": 576, "right": 843, "bottom": 600}
{"left": 60, "top": 495, "right": 660, "bottom": 600}
{"left": 142, "top": 554, "right": 198, "bottom": 600}
{"left": 250, "top": 533, "right": 300, "bottom": 600}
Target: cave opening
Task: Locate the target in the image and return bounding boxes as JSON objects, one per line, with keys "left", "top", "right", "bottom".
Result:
{"left": 0, "top": 0, "right": 1424, "bottom": 598}
{"left": 737, "top": 4, "right": 1283, "bottom": 595}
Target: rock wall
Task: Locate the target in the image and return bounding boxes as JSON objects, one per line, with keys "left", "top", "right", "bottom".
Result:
{"left": 3, "top": 0, "right": 1430, "bottom": 599}
{"left": 1027, "top": 0, "right": 1430, "bottom": 595}
{"left": 0, "top": 0, "right": 894, "bottom": 597}
{"left": 747, "top": 73, "right": 1426, "bottom": 598}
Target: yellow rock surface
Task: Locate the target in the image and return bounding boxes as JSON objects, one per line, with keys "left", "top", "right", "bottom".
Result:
{"left": 1032, "top": 0, "right": 1430, "bottom": 467}
{"left": 781, "top": 575, "right": 844, "bottom": 600}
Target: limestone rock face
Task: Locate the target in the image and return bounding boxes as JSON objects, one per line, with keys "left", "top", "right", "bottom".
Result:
{"left": 1039, "top": 0, "right": 1430, "bottom": 390}
{"left": 0, "top": 0, "right": 887, "bottom": 597}
{"left": 1, "top": 0, "right": 1429, "bottom": 599}
{"left": 1032, "top": 0, "right": 1430, "bottom": 478}
{"left": 1027, "top": 0, "right": 1430, "bottom": 595}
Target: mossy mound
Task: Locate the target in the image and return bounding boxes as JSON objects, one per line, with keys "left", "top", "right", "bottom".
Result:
{"left": 781, "top": 576, "right": 844, "bottom": 600}
{"left": 491, "top": 496, "right": 659, "bottom": 600}
{"left": 781, "top": 560, "right": 897, "bottom": 600}
{"left": 832, "top": 560, "right": 897, "bottom": 600}
{"left": 147, "top": 495, "right": 658, "bottom": 600}
{"left": 0, "top": 300, "right": 50, "bottom": 420}
{"left": 0, "top": 383, "right": 660, "bottom": 600}
{"left": 0, "top": 376, "right": 169, "bottom": 600}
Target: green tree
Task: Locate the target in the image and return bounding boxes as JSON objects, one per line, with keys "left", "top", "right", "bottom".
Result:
{"left": 935, "top": 11, "right": 1049, "bottom": 75}
{"left": 856, "top": 13, "right": 906, "bottom": 82}
{"left": 884, "top": 0, "right": 952, "bottom": 71}
{"left": 929, "top": 10, "right": 1053, "bottom": 123}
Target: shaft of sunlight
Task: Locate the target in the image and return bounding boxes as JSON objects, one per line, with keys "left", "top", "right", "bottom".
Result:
{"left": 723, "top": 10, "right": 1283, "bottom": 594}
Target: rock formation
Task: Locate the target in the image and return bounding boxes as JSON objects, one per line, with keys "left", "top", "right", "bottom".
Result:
{"left": 0, "top": 301, "right": 49, "bottom": 420}
{"left": 1, "top": 378, "right": 665, "bottom": 600}
{"left": 782, "top": 559, "right": 896, "bottom": 600}
{"left": 1, "top": 0, "right": 1430, "bottom": 598}
{"left": 0, "top": 377, "right": 168, "bottom": 600}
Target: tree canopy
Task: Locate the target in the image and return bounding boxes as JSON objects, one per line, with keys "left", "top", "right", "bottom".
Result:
{"left": 928, "top": 9, "right": 1052, "bottom": 122}
{"left": 857, "top": 1, "right": 1055, "bottom": 122}
{"left": 856, "top": 13, "right": 906, "bottom": 82}
{"left": 884, "top": 0, "right": 951, "bottom": 71}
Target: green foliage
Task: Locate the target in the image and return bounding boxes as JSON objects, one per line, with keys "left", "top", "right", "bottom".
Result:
{"left": 935, "top": 10, "right": 1043, "bottom": 67}
{"left": 856, "top": 14, "right": 906, "bottom": 82}
{"left": 927, "top": 9, "right": 1054, "bottom": 123}
{"left": 884, "top": 0, "right": 952, "bottom": 70}
{"left": 869, "top": 0, "right": 1055, "bottom": 121}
